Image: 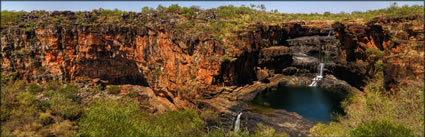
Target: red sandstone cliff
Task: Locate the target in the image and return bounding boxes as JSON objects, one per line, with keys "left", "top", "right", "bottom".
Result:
{"left": 1, "top": 11, "right": 423, "bottom": 108}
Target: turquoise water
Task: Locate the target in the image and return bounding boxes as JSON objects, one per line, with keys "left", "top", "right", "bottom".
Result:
{"left": 251, "top": 87, "right": 345, "bottom": 122}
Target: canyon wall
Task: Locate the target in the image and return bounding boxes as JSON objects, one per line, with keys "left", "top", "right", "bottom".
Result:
{"left": 2, "top": 12, "right": 423, "bottom": 107}
{"left": 332, "top": 15, "right": 424, "bottom": 91}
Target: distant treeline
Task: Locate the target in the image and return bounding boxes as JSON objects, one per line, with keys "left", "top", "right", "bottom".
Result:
{"left": 1, "top": 3, "right": 423, "bottom": 40}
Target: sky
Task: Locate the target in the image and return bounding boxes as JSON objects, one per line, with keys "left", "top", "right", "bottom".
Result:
{"left": 1, "top": 1, "right": 424, "bottom": 14}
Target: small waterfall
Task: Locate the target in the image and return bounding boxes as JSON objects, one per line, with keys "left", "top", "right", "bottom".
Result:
{"left": 309, "top": 63, "right": 324, "bottom": 87}
{"left": 319, "top": 63, "right": 324, "bottom": 77}
{"left": 234, "top": 112, "right": 243, "bottom": 132}
{"left": 328, "top": 30, "right": 333, "bottom": 37}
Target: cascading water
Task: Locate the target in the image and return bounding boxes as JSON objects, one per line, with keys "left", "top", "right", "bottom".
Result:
{"left": 234, "top": 112, "right": 243, "bottom": 132}
{"left": 309, "top": 30, "right": 332, "bottom": 87}
{"left": 309, "top": 63, "right": 324, "bottom": 87}
{"left": 319, "top": 63, "right": 324, "bottom": 77}
{"left": 328, "top": 30, "right": 333, "bottom": 37}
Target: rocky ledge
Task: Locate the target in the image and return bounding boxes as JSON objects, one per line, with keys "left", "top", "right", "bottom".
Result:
{"left": 199, "top": 73, "right": 361, "bottom": 136}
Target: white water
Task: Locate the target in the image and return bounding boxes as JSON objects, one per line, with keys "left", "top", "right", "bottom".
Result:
{"left": 319, "top": 63, "right": 324, "bottom": 77}
{"left": 309, "top": 63, "right": 324, "bottom": 87}
{"left": 234, "top": 112, "right": 243, "bottom": 132}
{"left": 328, "top": 30, "right": 333, "bottom": 37}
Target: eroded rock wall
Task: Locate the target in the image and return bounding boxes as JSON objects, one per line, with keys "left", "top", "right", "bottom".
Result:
{"left": 2, "top": 23, "right": 226, "bottom": 106}
{"left": 333, "top": 15, "right": 424, "bottom": 91}
{"left": 2, "top": 12, "right": 423, "bottom": 103}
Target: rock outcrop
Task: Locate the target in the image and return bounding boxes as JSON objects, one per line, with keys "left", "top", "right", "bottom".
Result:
{"left": 200, "top": 73, "right": 359, "bottom": 136}
{"left": 333, "top": 15, "right": 424, "bottom": 91}
{"left": 1, "top": 11, "right": 423, "bottom": 112}
{"left": 2, "top": 20, "right": 225, "bottom": 109}
{"left": 2, "top": 10, "right": 424, "bottom": 137}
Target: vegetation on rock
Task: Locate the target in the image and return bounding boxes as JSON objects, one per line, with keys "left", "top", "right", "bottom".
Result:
{"left": 309, "top": 63, "right": 424, "bottom": 136}
{"left": 1, "top": 3, "right": 423, "bottom": 41}
{"left": 1, "top": 79, "right": 289, "bottom": 137}
{"left": 350, "top": 120, "right": 414, "bottom": 137}
{"left": 1, "top": 2, "right": 423, "bottom": 137}
{"left": 106, "top": 85, "right": 121, "bottom": 94}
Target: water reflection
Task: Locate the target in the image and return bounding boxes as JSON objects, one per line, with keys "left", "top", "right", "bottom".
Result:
{"left": 251, "top": 87, "right": 345, "bottom": 122}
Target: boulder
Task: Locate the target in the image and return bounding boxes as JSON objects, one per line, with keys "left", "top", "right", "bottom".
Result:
{"left": 256, "top": 68, "right": 270, "bottom": 82}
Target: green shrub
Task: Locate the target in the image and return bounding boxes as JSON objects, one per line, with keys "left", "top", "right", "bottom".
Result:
{"left": 254, "top": 123, "right": 275, "bottom": 137}
{"left": 45, "top": 90, "right": 56, "bottom": 98}
{"left": 27, "top": 83, "right": 43, "bottom": 93}
{"left": 13, "top": 48, "right": 32, "bottom": 56}
{"left": 323, "top": 11, "right": 331, "bottom": 16}
{"left": 190, "top": 73, "right": 197, "bottom": 79}
{"left": 200, "top": 110, "right": 218, "bottom": 121}
{"left": 176, "top": 20, "right": 191, "bottom": 31}
{"left": 28, "top": 37, "right": 39, "bottom": 44}
{"left": 310, "top": 80, "right": 424, "bottom": 137}
{"left": 272, "top": 40, "right": 279, "bottom": 45}
{"left": 127, "top": 92, "right": 139, "bottom": 98}
{"left": 39, "top": 100, "right": 51, "bottom": 112}
{"left": 366, "top": 48, "right": 385, "bottom": 58}
{"left": 350, "top": 120, "right": 413, "bottom": 137}
{"left": 7, "top": 90, "right": 42, "bottom": 128}
{"left": 1, "top": 10, "right": 26, "bottom": 27}
{"left": 229, "top": 127, "right": 250, "bottom": 137}
{"left": 222, "top": 54, "right": 231, "bottom": 61}
{"left": 59, "top": 84, "right": 79, "bottom": 101}
{"left": 374, "top": 60, "right": 385, "bottom": 72}
{"left": 100, "top": 8, "right": 125, "bottom": 17}
{"left": 141, "top": 7, "right": 155, "bottom": 14}
{"left": 15, "top": 80, "right": 27, "bottom": 90}
{"left": 49, "top": 93, "right": 81, "bottom": 119}
{"left": 254, "top": 123, "right": 289, "bottom": 137}
{"left": 310, "top": 122, "right": 348, "bottom": 137}
{"left": 1, "top": 72, "right": 18, "bottom": 84}
{"left": 38, "top": 111, "right": 54, "bottom": 125}
{"left": 106, "top": 85, "right": 120, "bottom": 94}
{"left": 1, "top": 80, "right": 27, "bottom": 121}
{"left": 79, "top": 98, "right": 207, "bottom": 137}
{"left": 1, "top": 97, "right": 12, "bottom": 121}
{"left": 79, "top": 77, "right": 89, "bottom": 83}
{"left": 205, "top": 128, "right": 228, "bottom": 137}
{"left": 39, "top": 120, "right": 77, "bottom": 137}
{"left": 25, "top": 27, "right": 33, "bottom": 32}
{"left": 37, "top": 66, "right": 46, "bottom": 74}
{"left": 1, "top": 80, "right": 80, "bottom": 137}
{"left": 181, "top": 7, "right": 196, "bottom": 19}
{"left": 78, "top": 99, "right": 145, "bottom": 137}
{"left": 146, "top": 109, "right": 205, "bottom": 137}
{"left": 45, "top": 80, "right": 60, "bottom": 91}
{"left": 16, "top": 91, "right": 37, "bottom": 106}
{"left": 154, "top": 69, "right": 162, "bottom": 77}
{"left": 166, "top": 4, "right": 181, "bottom": 13}
{"left": 89, "top": 84, "right": 103, "bottom": 92}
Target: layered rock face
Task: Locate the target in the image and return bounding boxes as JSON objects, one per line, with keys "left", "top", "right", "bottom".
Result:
{"left": 2, "top": 11, "right": 423, "bottom": 107}
{"left": 332, "top": 15, "right": 424, "bottom": 91}
{"left": 215, "top": 22, "right": 333, "bottom": 86}
{"left": 1, "top": 14, "right": 337, "bottom": 100}
{"left": 2, "top": 11, "right": 423, "bottom": 136}
{"left": 2, "top": 22, "right": 225, "bottom": 105}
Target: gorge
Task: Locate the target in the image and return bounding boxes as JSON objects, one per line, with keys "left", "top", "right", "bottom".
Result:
{"left": 1, "top": 4, "right": 424, "bottom": 137}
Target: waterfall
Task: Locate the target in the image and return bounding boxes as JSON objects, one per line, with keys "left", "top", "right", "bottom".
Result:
{"left": 328, "top": 30, "right": 333, "bottom": 37}
{"left": 234, "top": 112, "right": 243, "bottom": 132}
{"left": 319, "top": 63, "right": 324, "bottom": 77}
{"left": 309, "top": 63, "right": 325, "bottom": 87}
